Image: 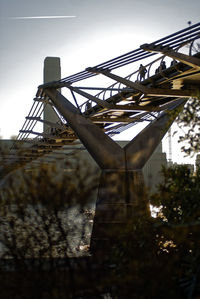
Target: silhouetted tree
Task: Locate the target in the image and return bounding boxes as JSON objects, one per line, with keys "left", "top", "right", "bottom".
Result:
{"left": 0, "top": 157, "right": 186, "bottom": 299}
{"left": 150, "top": 165, "right": 200, "bottom": 298}
{"left": 176, "top": 96, "right": 200, "bottom": 156}
{"left": 0, "top": 159, "right": 101, "bottom": 298}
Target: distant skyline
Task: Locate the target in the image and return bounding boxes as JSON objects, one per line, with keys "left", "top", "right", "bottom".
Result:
{"left": 0, "top": 0, "right": 199, "bottom": 164}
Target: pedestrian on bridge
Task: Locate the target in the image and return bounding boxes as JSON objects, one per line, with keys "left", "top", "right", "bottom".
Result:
{"left": 139, "top": 64, "right": 147, "bottom": 81}
{"left": 85, "top": 100, "right": 92, "bottom": 111}
{"left": 170, "top": 59, "right": 177, "bottom": 66}
{"left": 160, "top": 61, "right": 166, "bottom": 70}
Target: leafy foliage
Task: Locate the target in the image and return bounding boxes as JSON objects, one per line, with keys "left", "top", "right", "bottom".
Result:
{"left": 151, "top": 165, "right": 200, "bottom": 224}
{"left": 176, "top": 96, "right": 200, "bottom": 156}
{"left": 0, "top": 142, "right": 200, "bottom": 297}
{"left": 150, "top": 165, "right": 200, "bottom": 298}
{"left": 0, "top": 160, "right": 98, "bottom": 262}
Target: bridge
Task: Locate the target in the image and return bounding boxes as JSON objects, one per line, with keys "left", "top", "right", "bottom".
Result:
{"left": 1, "top": 22, "right": 200, "bottom": 254}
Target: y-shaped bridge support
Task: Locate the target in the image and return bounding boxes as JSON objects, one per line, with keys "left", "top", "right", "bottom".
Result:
{"left": 44, "top": 88, "right": 185, "bottom": 254}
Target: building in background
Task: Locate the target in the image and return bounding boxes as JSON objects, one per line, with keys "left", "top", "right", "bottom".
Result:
{"left": 43, "top": 57, "right": 61, "bottom": 133}
{"left": 142, "top": 142, "right": 167, "bottom": 192}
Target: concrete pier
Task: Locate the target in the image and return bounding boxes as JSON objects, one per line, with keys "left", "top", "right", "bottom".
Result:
{"left": 44, "top": 88, "right": 185, "bottom": 254}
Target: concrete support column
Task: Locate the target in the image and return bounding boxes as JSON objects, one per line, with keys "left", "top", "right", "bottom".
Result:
{"left": 43, "top": 87, "right": 186, "bottom": 255}
{"left": 90, "top": 170, "right": 149, "bottom": 254}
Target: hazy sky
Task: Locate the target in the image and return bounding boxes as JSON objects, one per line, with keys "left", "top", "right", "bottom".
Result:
{"left": 0, "top": 0, "right": 200, "bottom": 163}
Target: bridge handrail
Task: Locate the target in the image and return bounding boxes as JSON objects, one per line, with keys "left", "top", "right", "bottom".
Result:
{"left": 57, "top": 21, "right": 200, "bottom": 85}
{"left": 79, "top": 34, "right": 200, "bottom": 110}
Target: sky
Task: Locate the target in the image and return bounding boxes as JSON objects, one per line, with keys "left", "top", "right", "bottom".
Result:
{"left": 0, "top": 0, "right": 200, "bottom": 164}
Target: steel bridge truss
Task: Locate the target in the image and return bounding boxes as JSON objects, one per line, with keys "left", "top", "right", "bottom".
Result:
{"left": 1, "top": 21, "right": 200, "bottom": 173}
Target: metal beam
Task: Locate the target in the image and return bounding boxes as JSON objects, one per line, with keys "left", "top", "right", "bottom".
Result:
{"left": 26, "top": 117, "right": 65, "bottom": 130}
{"left": 124, "top": 98, "right": 186, "bottom": 169}
{"left": 87, "top": 68, "right": 147, "bottom": 93}
{"left": 91, "top": 105, "right": 161, "bottom": 117}
{"left": 91, "top": 117, "right": 140, "bottom": 123}
{"left": 19, "top": 130, "right": 74, "bottom": 140}
{"left": 43, "top": 88, "right": 124, "bottom": 170}
{"left": 108, "top": 104, "right": 162, "bottom": 112}
{"left": 75, "top": 86, "right": 134, "bottom": 92}
{"left": 141, "top": 44, "right": 200, "bottom": 69}
{"left": 64, "top": 83, "right": 112, "bottom": 108}
{"left": 145, "top": 87, "right": 192, "bottom": 97}
{"left": 87, "top": 68, "right": 193, "bottom": 98}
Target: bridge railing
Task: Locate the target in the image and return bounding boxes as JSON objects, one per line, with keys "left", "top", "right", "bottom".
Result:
{"left": 78, "top": 34, "right": 200, "bottom": 113}
{"left": 58, "top": 21, "right": 200, "bottom": 86}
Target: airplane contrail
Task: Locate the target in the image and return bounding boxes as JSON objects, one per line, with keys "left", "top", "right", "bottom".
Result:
{"left": 10, "top": 16, "right": 77, "bottom": 20}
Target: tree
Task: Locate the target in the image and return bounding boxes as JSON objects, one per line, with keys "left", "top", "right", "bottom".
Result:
{"left": 150, "top": 165, "right": 200, "bottom": 298}
{"left": 2, "top": 150, "right": 200, "bottom": 298}
{"left": 176, "top": 96, "right": 200, "bottom": 156}
{"left": 0, "top": 158, "right": 101, "bottom": 298}
{"left": 0, "top": 157, "right": 187, "bottom": 299}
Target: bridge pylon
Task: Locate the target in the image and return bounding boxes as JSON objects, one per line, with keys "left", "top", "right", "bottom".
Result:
{"left": 9, "top": 22, "right": 200, "bottom": 256}
{"left": 43, "top": 88, "right": 185, "bottom": 256}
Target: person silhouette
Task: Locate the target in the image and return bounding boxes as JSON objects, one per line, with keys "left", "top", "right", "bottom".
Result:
{"left": 170, "top": 60, "right": 177, "bottom": 66}
{"left": 85, "top": 101, "right": 92, "bottom": 111}
{"left": 160, "top": 61, "right": 166, "bottom": 70}
{"left": 139, "top": 64, "right": 147, "bottom": 81}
